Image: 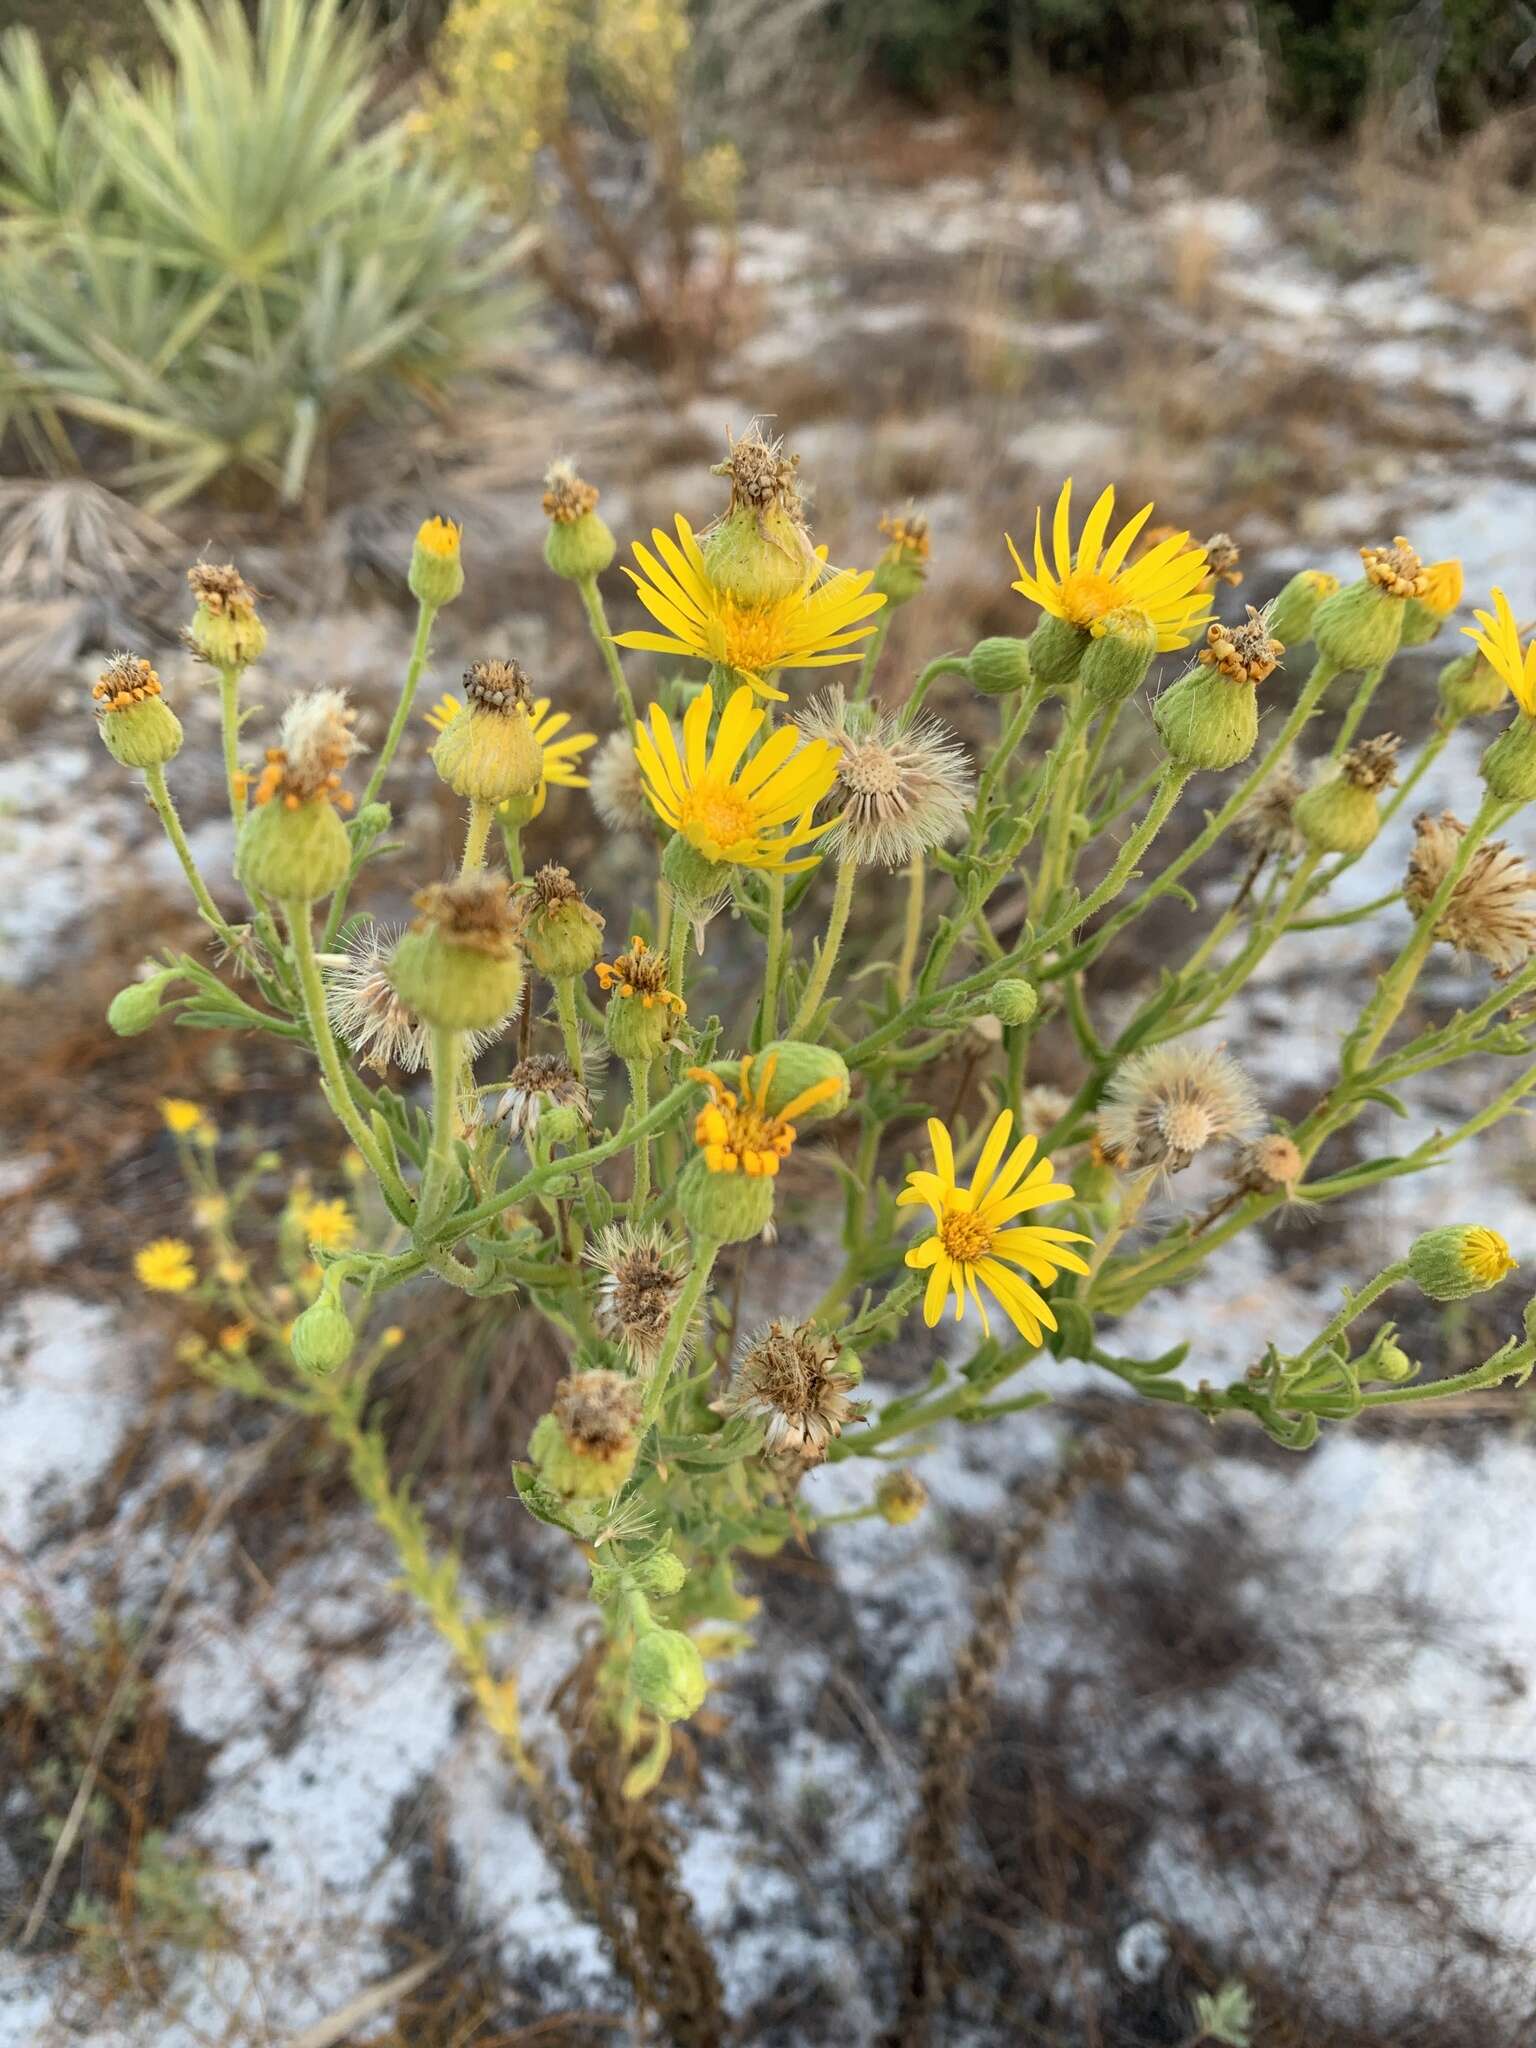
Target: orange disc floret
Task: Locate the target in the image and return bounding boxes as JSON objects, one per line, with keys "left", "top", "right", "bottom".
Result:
{"left": 595, "top": 935, "right": 686, "bottom": 1014}
{"left": 687, "top": 1052, "right": 841, "bottom": 1177}
{"left": 93, "top": 653, "right": 163, "bottom": 712}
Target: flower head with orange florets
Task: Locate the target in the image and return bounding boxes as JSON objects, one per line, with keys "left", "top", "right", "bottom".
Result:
{"left": 688, "top": 1051, "right": 842, "bottom": 1178}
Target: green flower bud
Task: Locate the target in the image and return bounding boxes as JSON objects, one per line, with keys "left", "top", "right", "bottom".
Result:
{"left": 1481, "top": 712, "right": 1536, "bottom": 804}
{"left": 409, "top": 515, "right": 464, "bottom": 609}
{"left": 1369, "top": 1335, "right": 1415, "bottom": 1383}
{"left": 432, "top": 661, "right": 543, "bottom": 806}
{"left": 290, "top": 1293, "right": 355, "bottom": 1375}
{"left": 1153, "top": 666, "right": 1258, "bottom": 773}
{"left": 542, "top": 463, "right": 616, "bottom": 580}
{"left": 701, "top": 1040, "right": 850, "bottom": 1126}
{"left": 875, "top": 1469, "right": 928, "bottom": 1525}
{"left": 1408, "top": 1225, "right": 1516, "bottom": 1302}
{"left": 1311, "top": 577, "right": 1405, "bottom": 675}
{"left": 1080, "top": 607, "right": 1157, "bottom": 710}
{"left": 1294, "top": 771, "right": 1381, "bottom": 857}
{"left": 514, "top": 864, "right": 605, "bottom": 980}
{"left": 389, "top": 875, "right": 525, "bottom": 1032}
{"left": 1265, "top": 570, "right": 1338, "bottom": 649}
{"left": 107, "top": 969, "right": 176, "bottom": 1036}
{"left": 872, "top": 512, "right": 930, "bottom": 608}
{"left": 630, "top": 1627, "right": 708, "bottom": 1722}
{"left": 633, "top": 1548, "right": 689, "bottom": 1597}
{"left": 93, "top": 654, "right": 183, "bottom": 769}
{"left": 966, "top": 636, "right": 1033, "bottom": 697}
{"left": 537, "top": 1102, "right": 588, "bottom": 1149}
{"left": 1026, "top": 613, "right": 1088, "bottom": 692}
{"left": 1438, "top": 651, "right": 1508, "bottom": 722}
{"left": 597, "top": 936, "right": 685, "bottom": 1062}
{"left": 238, "top": 796, "right": 351, "bottom": 904}
{"left": 187, "top": 563, "right": 266, "bottom": 670}
{"left": 985, "top": 977, "right": 1038, "bottom": 1027}
{"left": 677, "top": 1151, "right": 775, "bottom": 1245}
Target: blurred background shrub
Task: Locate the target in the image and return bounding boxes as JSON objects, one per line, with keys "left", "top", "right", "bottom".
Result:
{"left": 0, "top": 0, "right": 527, "bottom": 512}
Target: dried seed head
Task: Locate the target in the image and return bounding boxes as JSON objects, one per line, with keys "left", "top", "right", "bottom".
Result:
{"left": 1340, "top": 733, "right": 1401, "bottom": 793}
{"left": 186, "top": 560, "right": 264, "bottom": 665}
{"left": 800, "top": 687, "right": 972, "bottom": 867}
{"left": 1097, "top": 1043, "right": 1263, "bottom": 1178}
{"left": 322, "top": 921, "right": 507, "bottom": 1073}
{"left": 727, "top": 1319, "right": 862, "bottom": 1461}
{"left": 589, "top": 730, "right": 651, "bottom": 831}
{"left": 586, "top": 1221, "right": 690, "bottom": 1369}
{"left": 541, "top": 457, "right": 600, "bottom": 524}
{"left": 552, "top": 1369, "right": 643, "bottom": 1455}
{"left": 511, "top": 862, "right": 605, "bottom": 979}
{"left": 712, "top": 420, "right": 802, "bottom": 517}
{"left": 1202, "top": 533, "right": 1243, "bottom": 588}
{"left": 1019, "top": 1084, "right": 1072, "bottom": 1140}
{"left": 495, "top": 1051, "right": 592, "bottom": 1142}
{"left": 93, "top": 651, "right": 163, "bottom": 712}
{"left": 1361, "top": 536, "right": 1428, "bottom": 600}
{"left": 1235, "top": 757, "right": 1306, "bottom": 859}
{"left": 1197, "top": 605, "right": 1283, "bottom": 684}
{"left": 252, "top": 688, "right": 359, "bottom": 808}
{"left": 188, "top": 561, "right": 258, "bottom": 615}
{"left": 410, "top": 872, "right": 520, "bottom": 956}
{"left": 1234, "top": 1132, "right": 1305, "bottom": 1195}
{"left": 463, "top": 658, "right": 533, "bottom": 717}
{"left": 1404, "top": 812, "right": 1536, "bottom": 976}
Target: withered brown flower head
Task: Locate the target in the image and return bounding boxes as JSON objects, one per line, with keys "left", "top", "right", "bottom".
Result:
{"left": 726, "top": 1319, "right": 863, "bottom": 1461}
{"left": 187, "top": 561, "right": 258, "bottom": 616}
{"left": 541, "top": 457, "right": 600, "bottom": 524}
{"left": 495, "top": 1051, "right": 591, "bottom": 1141}
{"left": 1197, "top": 605, "right": 1283, "bottom": 685}
{"left": 1361, "top": 537, "right": 1429, "bottom": 600}
{"left": 1234, "top": 1132, "right": 1305, "bottom": 1195}
{"left": 322, "top": 921, "right": 507, "bottom": 1073}
{"left": 879, "top": 509, "right": 931, "bottom": 562}
{"left": 587, "top": 1222, "right": 690, "bottom": 1369}
{"left": 711, "top": 421, "right": 802, "bottom": 517}
{"left": 525, "top": 863, "right": 583, "bottom": 912}
{"left": 93, "top": 652, "right": 163, "bottom": 712}
{"left": 1236, "top": 758, "right": 1306, "bottom": 859}
{"left": 552, "top": 1369, "right": 642, "bottom": 1455}
{"left": 1340, "top": 733, "right": 1401, "bottom": 793}
{"left": 252, "top": 689, "right": 358, "bottom": 808}
{"left": 463, "top": 659, "right": 533, "bottom": 717}
{"left": 1202, "top": 533, "right": 1243, "bottom": 588}
{"left": 1405, "top": 811, "right": 1536, "bottom": 976}
{"left": 411, "top": 872, "right": 520, "bottom": 955}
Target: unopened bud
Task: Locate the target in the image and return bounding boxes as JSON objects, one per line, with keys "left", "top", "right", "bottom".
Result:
{"left": 630, "top": 1626, "right": 708, "bottom": 1722}
{"left": 1153, "top": 666, "right": 1257, "bottom": 773}
{"left": 875, "top": 1470, "right": 928, "bottom": 1525}
{"left": 984, "top": 977, "right": 1038, "bottom": 1027}
{"left": 290, "top": 1293, "right": 355, "bottom": 1375}
{"left": 1266, "top": 569, "right": 1338, "bottom": 649}
{"left": 1312, "top": 577, "right": 1405, "bottom": 674}
{"left": 1408, "top": 1225, "right": 1516, "bottom": 1302}
{"left": 1025, "top": 614, "right": 1088, "bottom": 692}
{"left": 1080, "top": 607, "right": 1157, "bottom": 710}
{"left": 966, "top": 636, "right": 1033, "bottom": 697}
{"left": 677, "top": 1153, "right": 775, "bottom": 1245}
{"left": 1481, "top": 713, "right": 1536, "bottom": 804}
{"left": 409, "top": 515, "right": 464, "bottom": 609}
{"left": 1438, "top": 651, "right": 1507, "bottom": 723}
{"left": 108, "top": 970, "right": 176, "bottom": 1036}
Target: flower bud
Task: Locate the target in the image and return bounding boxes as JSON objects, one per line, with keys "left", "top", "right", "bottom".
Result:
{"left": 661, "top": 831, "right": 727, "bottom": 918}
{"left": 1153, "top": 667, "right": 1257, "bottom": 773}
{"left": 541, "top": 460, "right": 615, "bottom": 580}
{"left": 529, "top": 1369, "right": 643, "bottom": 1499}
{"left": 409, "top": 514, "right": 464, "bottom": 609}
{"left": 389, "top": 875, "right": 525, "bottom": 1032}
{"left": 513, "top": 864, "right": 605, "bottom": 980}
{"left": 1025, "top": 613, "right": 1088, "bottom": 692}
{"left": 1295, "top": 771, "right": 1380, "bottom": 856}
{"left": 538, "top": 1102, "right": 589, "bottom": 1149}
{"left": 1438, "top": 651, "right": 1507, "bottom": 723}
{"left": 630, "top": 1627, "right": 708, "bottom": 1722}
{"left": 875, "top": 1469, "right": 928, "bottom": 1525}
{"left": 187, "top": 562, "right": 265, "bottom": 669}
{"left": 1480, "top": 713, "right": 1536, "bottom": 804}
{"left": 1361, "top": 1327, "right": 1415, "bottom": 1383}
{"left": 633, "top": 1548, "right": 688, "bottom": 1597}
{"left": 872, "top": 511, "right": 930, "bottom": 607}
{"left": 239, "top": 798, "right": 351, "bottom": 903}
{"left": 432, "top": 661, "right": 543, "bottom": 805}
{"left": 966, "top": 636, "right": 1033, "bottom": 697}
{"left": 1408, "top": 1225, "right": 1516, "bottom": 1302}
{"left": 1266, "top": 570, "right": 1338, "bottom": 649}
{"left": 985, "top": 977, "right": 1038, "bottom": 1027}
{"left": 93, "top": 654, "right": 183, "bottom": 769}
{"left": 1313, "top": 579, "right": 1404, "bottom": 672}
{"left": 290, "top": 1293, "right": 355, "bottom": 1375}
{"left": 1080, "top": 606, "right": 1157, "bottom": 710}
{"left": 700, "top": 426, "right": 813, "bottom": 606}
{"left": 108, "top": 969, "right": 176, "bottom": 1036}
{"left": 701, "top": 1040, "right": 849, "bottom": 1126}
{"left": 677, "top": 1152, "right": 775, "bottom": 1245}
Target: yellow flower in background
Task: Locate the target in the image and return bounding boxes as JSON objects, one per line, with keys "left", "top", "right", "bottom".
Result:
{"left": 425, "top": 692, "right": 596, "bottom": 815}
{"left": 159, "top": 1097, "right": 209, "bottom": 1138}
{"left": 898, "top": 1110, "right": 1091, "bottom": 1342}
{"left": 614, "top": 516, "right": 885, "bottom": 702}
{"left": 1007, "top": 479, "right": 1212, "bottom": 652}
{"left": 1464, "top": 588, "right": 1536, "bottom": 716}
{"left": 634, "top": 683, "right": 842, "bottom": 873}
{"left": 297, "top": 1197, "right": 356, "bottom": 1252}
{"left": 135, "top": 1238, "right": 197, "bottom": 1294}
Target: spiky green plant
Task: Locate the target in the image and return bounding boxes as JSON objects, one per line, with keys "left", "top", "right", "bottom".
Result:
{"left": 0, "top": 0, "right": 530, "bottom": 511}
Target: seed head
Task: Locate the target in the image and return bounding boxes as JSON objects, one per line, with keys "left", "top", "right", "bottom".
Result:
{"left": 1202, "top": 533, "right": 1243, "bottom": 589}
{"left": 1340, "top": 733, "right": 1401, "bottom": 794}
{"left": 93, "top": 651, "right": 163, "bottom": 712}
{"left": 1361, "top": 536, "right": 1428, "bottom": 600}
{"left": 463, "top": 658, "right": 533, "bottom": 717}
{"left": 552, "top": 1369, "right": 643, "bottom": 1456}
{"left": 1196, "top": 605, "right": 1283, "bottom": 685}
{"left": 586, "top": 1221, "right": 690, "bottom": 1369}
{"left": 410, "top": 872, "right": 520, "bottom": 954}
{"left": 726, "top": 1319, "right": 862, "bottom": 1461}
{"left": 711, "top": 420, "right": 802, "bottom": 518}
{"left": 322, "top": 920, "right": 507, "bottom": 1073}
{"left": 495, "top": 1052, "right": 592, "bottom": 1142}
{"left": 1098, "top": 1043, "right": 1263, "bottom": 1177}
{"left": 800, "top": 687, "right": 972, "bottom": 867}
{"left": 541, "top": 457, "right": 601, "bottom": 524}
{"left": 1235, "top": 757, "right": 1306, "bottom": 860}
{"left": 589, "top": 730, "right": 651, "bottom": 831}
{"left": 252, "top": 689, "right": 359, "bottom": 809}
{"left": 1405, "top": 811, "right": 1536, "bottom": 976}
{"left": 1019, "top": 1084, "right": 1072, "bottom": 1140}
{"left": 1234, "top": 1132, "right": 1305, "bottom": 1196}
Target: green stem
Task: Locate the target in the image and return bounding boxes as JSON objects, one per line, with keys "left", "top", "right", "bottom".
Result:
{"left": 852, "top": 613, "right": 893, "bottom": 703}
{"left": 643, "top": 1238, "right": 719, "bottom": 1426}
{"left": 216, "top": 665, "right": 245, "bottom": 827}
{"left": 361, "top": 596, "right": 438, "bottom": 814}
{"left": 1296, "top": 1261, "right": 1409, "bottom": 1368}
{"left": 500, "top": 814, "right": 525, "bottom": 880}
{"left": 971, "top": 678, "right": 1049, "bottom": 838}
{"left": 627, "top": 1060, "right": 652, "bottom": 1209}
{"left": 1030, "top": 766, "right": 1189, "bottom": 958}
{"left": 461, "top": 799, "right": 495, "bottom": 875}
{"left": 790, "top": 856, "right": 857, "bottom": 1035}
{"left": 143, "top": 763, "right": 239, "bottom": 944}
{"left": 420, "top": 1025, "right": 463, "bottom": 1230}
{"left": 895, "top": 855, "right": 925, "bottom": 1000}
{"left": 1329, "top": 659, "right": 1388, "bottom": 759}
{"left": 554, "top": 978, "right": 584, "bottom": 1073}
{"left": 760, "top": 872, "right": 786, "bottom": 1037}
{"left": 900, "top": 654, "right": 969, "bottom": 729}
{"left": 577, "top": 573, "right": 639, "bottom": 736}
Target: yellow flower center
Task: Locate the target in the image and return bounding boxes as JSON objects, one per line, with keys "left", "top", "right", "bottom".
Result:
{"left": 940, "top": 1209, "right": 993, "bottom": 1264}
{"left": 679, "top": 777, "right": 757, "bottom": 854}
{"left": 1058, "top": 569, "right": 1120, "bottom": 628}
{"left": 1463, "top": 1227, "right": 1515, "bottom": 1285}
{"left": 712, "top": 594, "right": 792, "bottom": 674}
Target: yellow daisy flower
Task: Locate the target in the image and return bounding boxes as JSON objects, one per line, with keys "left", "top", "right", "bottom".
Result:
{"left": 1463, "top": 587, "right": 1536, "bottom": 716}
{"left": 159, "top": 1097, "right": 206, "bottom": 1137}
{"left": 688, "top": 1052, "right": 842, "bottom": 1178}
{"left": 1006, "top": 479, "right": 1212, "bottom": 652}
{"left": 613, "top": 515, "right": 885, "bottom": 702}
{"left": 898, "top": 1109, "right": 1091, "bottom": 1343}
{"left": 135, "top": 1238, "right": 197, "bottom": 1294}
{"left": 634, "top": 683, "right": 842, "bottom": 874}
{"left": 297, "top": 1197, "right": 356, "bottom": 1252}
{"left": 425, "top": 691, "right": 596, "bottom": 815}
